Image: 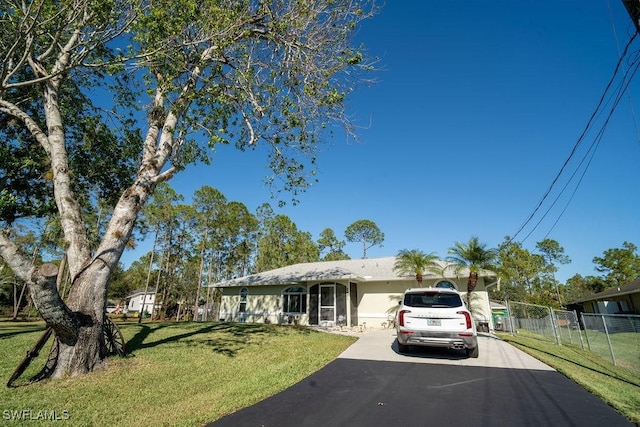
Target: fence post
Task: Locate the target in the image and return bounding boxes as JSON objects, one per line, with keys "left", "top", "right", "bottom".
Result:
{"left": 601, "top": 314, "right": 617, "bottom": 366}
{"left": 564, "top": 311, "right": 573, "bottom": 344}
{"left": 506, "top": 300, "right": 516, "bottom": 335}
{"left": 581, "top": 313, "right": 592, "bottom": 351}
{"left": 573, "top": 310, "right": 584, "bottom": 350}
{"left": 550, "top": 308, "right": 560, "bottom": 345}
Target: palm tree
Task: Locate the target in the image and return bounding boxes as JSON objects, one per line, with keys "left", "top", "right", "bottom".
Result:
{"left": 393, "top": 249, "right": 442, "bottom": 287}
{"left": 446, "top": 236, "right": 497, "bottom": 307}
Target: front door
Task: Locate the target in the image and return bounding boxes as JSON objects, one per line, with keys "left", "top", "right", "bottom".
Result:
{"left": 308, "top": 283, "right": 347, "bottom": 326}
{"left": 320, "top": 284, "right": 335, "bottom": 323}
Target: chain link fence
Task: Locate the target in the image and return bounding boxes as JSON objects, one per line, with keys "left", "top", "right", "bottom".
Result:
{"left": 505, "top": 301, "right": 558, "bottom": 343}
{"left": 552, "top": 309, "right": 584, "bottom": 348}
{"left": 502, "top": 300, "right": 639, "bottom": 374}
{"left": 581, "top": 313, "right": 640, "bottom": 374}
{"left": 504, "top": 301, "right": 582, "bottom": 347}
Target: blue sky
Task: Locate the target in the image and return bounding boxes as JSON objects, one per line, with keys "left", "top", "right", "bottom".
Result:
{"left": 125, "top": 1, "right": 640, "bottom": 283}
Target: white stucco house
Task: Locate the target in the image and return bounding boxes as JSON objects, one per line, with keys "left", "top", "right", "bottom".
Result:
{"left": 211, "top": 257, "right": 499, "bottom": 331}
{"left": 126, "top": 288, "right": 159, "bottom": 315}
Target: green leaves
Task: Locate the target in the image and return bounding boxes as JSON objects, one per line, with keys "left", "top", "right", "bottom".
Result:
{"left": 317, "top": 228, "right": 349, "bottom": 261}
{"left": 127, "top": 0, "right": 377, "bottom": 198}
{"left": 344, "top": 219, "right": 384, "bottom": 258}
{"left": 592, "top": 242, "right": 640, "bottom": 287}
{"left": 255, "top": 211, "right": 319, "bottom": 272}
{"left": 0, "top": 0, "right": 378, "bottom": 312}
{"left": 393, "top": 249, "right": 441, "bottom": 285}
{"left": 446, "top": 236, "right": 498, "bottom": 273}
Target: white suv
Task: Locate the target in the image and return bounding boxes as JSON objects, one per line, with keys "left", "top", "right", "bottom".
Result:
{"left": 396, "top": 287, "right": 479, "bottom": 358}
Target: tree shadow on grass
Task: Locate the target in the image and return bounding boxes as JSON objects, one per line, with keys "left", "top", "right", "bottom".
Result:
{"left": 509, "top": 340, "right": 640, "bottom": 388}
{"left": 0, "top": 324, "right": 47, "bottom": 339}
{"left": 125, "top": 322, "right": 289, "bottom": 357}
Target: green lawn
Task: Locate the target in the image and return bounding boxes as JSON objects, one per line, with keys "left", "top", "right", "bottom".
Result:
{"left": 0, "top": 321, "right": 356, "bottom": 426}
{"left": 581, "top": 330, "right": 640, "bottom": 374}
{"left": 498, "top": 331, "right": 640, "bottom": 425}
{"left": 2, "top": 321, "right": 637, "bottom": 426}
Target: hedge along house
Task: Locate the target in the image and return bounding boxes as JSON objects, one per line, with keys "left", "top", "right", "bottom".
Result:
{"left": 211, "top": 257, "right": 500, "bottom": 330}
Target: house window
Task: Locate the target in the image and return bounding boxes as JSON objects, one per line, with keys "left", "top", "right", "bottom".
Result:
{"left": 435, "top": 280, "right": 458, "bottom": 290}
{"left": 239, "top": 288, "right": 248, "bottom": 313}
{"left": 283, "top": 286, "right": 307, "bottom": 314}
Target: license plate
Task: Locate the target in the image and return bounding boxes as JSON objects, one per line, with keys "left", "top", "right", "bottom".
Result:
{"left": 427, "top": 318, "right": 441, "bottom": 326}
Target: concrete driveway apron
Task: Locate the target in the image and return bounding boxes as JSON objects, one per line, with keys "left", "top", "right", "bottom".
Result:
{"left": 337, "top": 329, "right": 553, "bottom": 368}
{"left": 208, "top": 329, "right": 633, "bottom": 427}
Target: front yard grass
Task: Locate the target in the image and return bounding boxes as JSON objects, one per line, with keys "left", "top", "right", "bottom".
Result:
{"left": 0, "top": 321, "right": 356, "bottom": 426}
{"left": 498, "top": 331, "right": 640, "bottom": 425}
{"left": 2, "top": 321, "right": 637, "bottom": 426}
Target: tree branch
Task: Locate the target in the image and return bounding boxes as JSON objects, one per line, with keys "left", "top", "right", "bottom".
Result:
{"left": 0, "top": 232, "right": 78, "bottom": 343}
{"left": 0, "top": 231, "right": 34, "bottom": 282}
{"left": 31, "top": 263, "right": 79, "bottom": 344}
{"left": 0, "top": 99, "right": 52, "bottom": 155}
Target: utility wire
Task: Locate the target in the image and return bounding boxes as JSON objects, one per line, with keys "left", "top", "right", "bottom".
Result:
{"left": 537, "top": 8, "right": 640, "bottom": 240}
{"left": 531, "top": 58, "right": 640, "bottom": 242}
{"left": 541, "top": 6, "right": 640, "bottom": 236}
{"left": 527, "top": 53, "right": 640, "bottom": 242}
{"left": 509, "top": 31, "right": 638, "bottom": 244}
{"left": 610, "top": 0, "right": 640, "bottom": 149}
{"left": 626, "top": 66, "right": 640, "bottom": 150}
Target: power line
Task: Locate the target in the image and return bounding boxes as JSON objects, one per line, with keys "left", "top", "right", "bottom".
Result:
{"left": 509, "top": 31, "right": 638, "bottom": 244}
{"left": 611, "top": 0, "right": 640, "bottom": 150}
{"left": 528, "top": 53, "right": 640, "bottom": 242}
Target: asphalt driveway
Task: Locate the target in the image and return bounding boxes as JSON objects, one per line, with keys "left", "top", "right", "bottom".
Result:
{"left": 208, "top": 330, "right": 633, "bottom": 427}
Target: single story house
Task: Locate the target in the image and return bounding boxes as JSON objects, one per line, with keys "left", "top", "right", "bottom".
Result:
{"left": 211, "top": 257, "right": 499, "bottom": 330}
{"left": 126, "top": 288, "right": 159, "bottom": 315}
{"left": 567, "top": 280, "right": 640, "bottom": 315}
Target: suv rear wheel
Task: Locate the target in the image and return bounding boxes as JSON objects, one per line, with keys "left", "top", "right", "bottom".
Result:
{"left": 466, "top": 346, "right": 479, "bottom": 358}
{"left": 397, "top": 339, "right": 409, "bottom": 353}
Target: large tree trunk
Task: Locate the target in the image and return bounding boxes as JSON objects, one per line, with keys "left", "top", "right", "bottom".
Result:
{"left": 1, "top": 11, "right": 178, "bottom": 381}
{"left": 51, "top": 267, "right": 109, "bottom": 378}
{"left": 46, "top": 184, "right": 152, "bottom": 377}
{"left": 0, "top": 183, "right": 153, "bottom": 379}
{"left": 53, "top": 315, "right": 105, "bottom": 378}
{"left": 0, "top": 7, "right": 178, "bottom": 377}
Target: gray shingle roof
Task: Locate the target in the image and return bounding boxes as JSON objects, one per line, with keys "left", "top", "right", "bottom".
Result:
{"left": 212, "top": 257, "right": 487, "bottom": 288}
{"left": 570, "top": 279, "right": 640, "bottom": 304}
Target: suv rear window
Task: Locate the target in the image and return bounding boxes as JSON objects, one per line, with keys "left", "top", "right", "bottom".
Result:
{"left": 403, "top": 292, "right": 463, "bottom": 308}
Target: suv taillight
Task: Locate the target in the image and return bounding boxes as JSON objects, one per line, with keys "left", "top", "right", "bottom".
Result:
{"left": 458, "top": 311, "right": 472, "bottom": 329}
{"left": 398, "top": 310, "right": 411, "bottom": 327}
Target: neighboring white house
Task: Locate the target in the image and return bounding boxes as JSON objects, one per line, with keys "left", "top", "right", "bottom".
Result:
{"left": 211, "top": 257, "right": 499, "bottom": 331}
{"left": 126, "top": 288, "right": 159, "bottom": 315}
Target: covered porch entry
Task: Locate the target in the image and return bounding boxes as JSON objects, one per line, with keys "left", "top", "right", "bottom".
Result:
{"left": 308, "top": 282, "right": 358, "bottom": 327}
